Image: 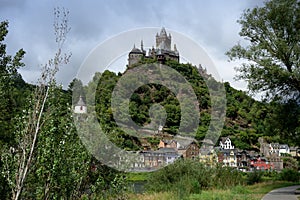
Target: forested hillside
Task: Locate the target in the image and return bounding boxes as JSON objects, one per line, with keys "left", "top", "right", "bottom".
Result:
{"left": 78, "top": 59, "right": 300, "bottom": 151}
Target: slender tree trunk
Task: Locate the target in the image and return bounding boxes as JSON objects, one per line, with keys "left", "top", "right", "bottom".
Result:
{"left": 14, "top": 86, "right": 49, "bottom": 200}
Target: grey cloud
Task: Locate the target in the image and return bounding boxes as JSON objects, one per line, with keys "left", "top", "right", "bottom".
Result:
{"left": 1, "top": 0, "right": 264, "bottom": 90}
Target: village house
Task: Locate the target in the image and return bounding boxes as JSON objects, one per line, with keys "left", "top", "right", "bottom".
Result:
{"left": 269, "top": 156, "right": 283, "bottom": 171}
{"left": 158, "top": 139, "right": 178, "bottom": 149}
{"left": 290, "top": 146, "right": 300, "bottom": 157}
{"left": 216, "top": 137, "right": 237, "bottom": 167}
{"left": 141, "top": 147, "right": 179, "bottom": 169}
{"left": 218, "top": 149, "right": 237, "bottom": 167}
{"left": 236, "top": 150, "right": 251, "bottom": 171}
{"left": 250, "top": 156, "right": 274, "bottom": 171}
{"left": 269, "top": 143, "right": 280, "bottom": 156}
{"left": 199, "top": 149, "right": 218, "bottom": 167}
{"left": 199, "top": 139, "right": 218, "bottom": 166}
{"left": 278, "top": 144, "right": 290, "bottom": 156}
{"left": 177, "top": 141, "right": 200, "bottom": 159}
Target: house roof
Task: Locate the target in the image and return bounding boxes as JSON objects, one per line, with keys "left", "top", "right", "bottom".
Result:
{"left": 156, "top": 148, "right": 177, "bottom": 154}
{"left": 161, "top": 139, "right": 176, "bottom": 145}
{"left": 270, "top": 143, "right": 280, "bottom": 148}
{"left": 219, "top": 149, "right": 237, "bottom": 154}
{"left": 201, "top": 139, "right": 214, "bottom": 145}
{"left": 76, "top": 95, "right": 86, "bottom": 106}
{"left": 279, "top": 144, "right": 289, "bottom": 149}
{"left": 129, "top": 44, "right": 143, "bottom": 54}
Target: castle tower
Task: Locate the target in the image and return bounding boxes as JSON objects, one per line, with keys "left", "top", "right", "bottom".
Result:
{"left": 156, "top": 27, "right": 171, "bottom": 50}
{"left": 128, "top": 44, "right": 144, "bottom": 67}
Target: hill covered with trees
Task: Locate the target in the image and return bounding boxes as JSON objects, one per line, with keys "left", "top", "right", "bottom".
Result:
{"left": 77, "top": 58, "right": 299, "bottom": 151}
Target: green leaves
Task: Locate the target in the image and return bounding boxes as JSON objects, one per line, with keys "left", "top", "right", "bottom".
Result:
{"left": 227, "top": 0, "right": 300, "bottom": 100}
{"left": 0, "top": 21, "right": 27, "bottom": 147}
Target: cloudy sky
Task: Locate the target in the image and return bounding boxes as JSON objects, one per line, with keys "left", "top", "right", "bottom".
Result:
{"left": 1, "top": 0, "right": 264, "bottom": 92}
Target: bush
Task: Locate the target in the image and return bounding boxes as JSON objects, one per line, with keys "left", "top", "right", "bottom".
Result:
{"left": 247, "top": 170, "right": 263, "bottom": 185}
{"left": 211, "top": 165, "right": 244, "bottom": 189}
{"left": 277, "top": 169, "right": 300, "bottom": 182}
{"left": 145, "top": 159, "right": 245, "bottom": 197}
{"left": 145, "top": 159, "right": 209, "bottom": 196}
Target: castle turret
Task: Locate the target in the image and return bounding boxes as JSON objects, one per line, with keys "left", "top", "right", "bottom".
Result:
{"left": 128, "top": 44, "right": 144, "bottom": 67}
{"left": 141, "top": 40, "right": 144, "bottom": 51}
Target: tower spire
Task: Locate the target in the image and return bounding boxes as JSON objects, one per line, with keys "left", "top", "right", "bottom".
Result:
{"left": 141, "top": 40, "right": 144, "bottom": 51}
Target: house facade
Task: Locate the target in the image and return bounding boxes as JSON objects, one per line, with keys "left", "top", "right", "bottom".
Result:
{"left": 236, "top": 150, "right": 251, "bottom": 171}
{"left": 178, "top": 141, "right": 200, "bottom": 159}
{"left": 142, "top": 147, "right": 179, "bottom": 169}
{"left": 250, "top": 156, "right": 274, "bottom": 171}
{"left": 199, "top": 149, "right": 218, "bottom": 166}
{"left": 218, "top": 149, "right": 237, "bottom": 167}
{"left": 279, "top": 144, "right": 290, "bottom": 156}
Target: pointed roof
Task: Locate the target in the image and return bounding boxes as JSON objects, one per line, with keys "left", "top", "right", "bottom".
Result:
{"left": 130, "top": 44, "right": 142, "bottom": 54}
{"left": 76, "top": 95, "right": 86, "bottom": 106}
{"left": 160, "top": 27, "right": 167, "bottom": 36}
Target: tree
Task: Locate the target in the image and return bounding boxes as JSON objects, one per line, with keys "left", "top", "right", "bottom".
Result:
{"left": 0, "top": 21, "right": 26, "bottom": 146}
{"left": 1, "top": 8, "right": 72, "bottom": 200}
{"left": 226, "top": 0, "right": 300, "bottom": 101}
{"left": 68, "top": 78, "right": 84, "bottom": 105}
{"left": 27, "top": 86, "right": 91, "bottom": 199}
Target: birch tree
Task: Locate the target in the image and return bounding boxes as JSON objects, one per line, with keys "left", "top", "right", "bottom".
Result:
{"left": 1, "top": 8, "right": 75, "bottom": 200}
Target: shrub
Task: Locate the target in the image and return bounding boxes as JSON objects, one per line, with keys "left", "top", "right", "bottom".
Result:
{"left": 145, "top": 159, "right": 209, "bottom": 196}
{"left": 247, "top": 170, "right": 263, "bottom": 185}
{"left": 277, "top": 169, "right": 300, "bottom": 182}
{"left": 145, "top": 159, "right": 245, "bottom": 197}
{"left": 211, "top": 165, "right": 244, "bottom": 189}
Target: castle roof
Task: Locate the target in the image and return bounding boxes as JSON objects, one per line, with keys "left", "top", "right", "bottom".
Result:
{"left": 129, "top": 44, "right": 143, "bottom": 54}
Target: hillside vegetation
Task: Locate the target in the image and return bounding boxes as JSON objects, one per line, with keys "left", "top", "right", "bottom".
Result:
{"left": 84, "top": 59, "right": 298, "bottom": 150}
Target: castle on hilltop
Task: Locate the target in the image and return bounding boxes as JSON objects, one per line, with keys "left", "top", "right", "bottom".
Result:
{"left": 128, "top": 27, "right": 179, "bottom": 67}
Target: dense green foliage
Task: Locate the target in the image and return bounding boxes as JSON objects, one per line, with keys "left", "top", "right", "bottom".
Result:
{"left": 0, "top": 21, "right": 28, "bottom": 147}
{"left": 145, "top": 159, "right": 243, "bottom": 198}
{"left": 92, "top": 59, "right": 294, "bottom": 149}
{"left": 277, "top": 169, "right": 300, "bottom": 182}
{"left": 246, "top": 170, "right": 263, "bottom": 185}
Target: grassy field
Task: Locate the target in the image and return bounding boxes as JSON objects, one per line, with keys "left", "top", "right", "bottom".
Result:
{"left": 128, "top": 181, "right": 299, "bottom": 200}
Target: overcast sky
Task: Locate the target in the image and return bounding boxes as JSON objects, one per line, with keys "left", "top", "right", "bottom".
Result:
{"left": 1, "top": 0, "right": 264, "bottom": 92}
